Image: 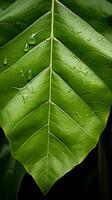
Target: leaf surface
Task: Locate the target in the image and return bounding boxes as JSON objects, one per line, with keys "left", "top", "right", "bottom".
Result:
{"left": 0, "top": 0, "right": 112, "bottom": 193}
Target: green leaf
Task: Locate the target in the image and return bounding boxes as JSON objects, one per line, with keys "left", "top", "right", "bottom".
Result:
{"left": 0, "top": 0, "right": 112, "bottom": 194}
{"left": 0, "top": 129, "right": 25, "bottom": 200}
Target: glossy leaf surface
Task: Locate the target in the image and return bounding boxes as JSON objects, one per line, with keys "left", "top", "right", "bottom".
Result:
{"left": 0, "top": 0, "right": 112, "bottom": 194}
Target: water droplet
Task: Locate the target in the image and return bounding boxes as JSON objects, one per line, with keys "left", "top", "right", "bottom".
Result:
{"left": 21, "top": 90, "right": 29, "bottom": 103}
{"left": 27, "top": 34, "right": 36, "bottom": 45}
{"left": 3, "top": 58, "right": 8, "bottom": 65}
{"left": 27, "top": 69, "right": 32, "bottom": 81}
{"left": 24, "top": 43, "right": 29, "bottom": 53}
{"left": 21, "top": 73, "right": 24, "bottom": 78}
{"left": 20, "top": 69, "right": 24, "bottom": 78}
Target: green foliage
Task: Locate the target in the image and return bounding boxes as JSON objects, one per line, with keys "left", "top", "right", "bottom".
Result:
{"left": 0, "top": 130, "right": 25, "bottom": 200}
{"left": 0, "top": 0, "right": 112, "bottom": 194}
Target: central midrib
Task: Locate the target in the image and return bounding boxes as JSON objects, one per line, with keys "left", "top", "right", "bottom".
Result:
{"left": 46, "top": 0, "right": 55, "bottom": 183}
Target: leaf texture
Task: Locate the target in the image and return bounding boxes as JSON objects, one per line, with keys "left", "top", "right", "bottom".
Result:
{"left": 0, "top": 0, "right": 112, "bottom": 193}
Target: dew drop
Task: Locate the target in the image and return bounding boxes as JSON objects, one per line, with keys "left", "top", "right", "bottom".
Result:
{"left": 20, "top": 69, "right": 24, "bottom": 78}
{"left": 21, "top": 73, "right": 24, "bottom": 78}
{"left": 24, "top": 43, "right": 29, "bottom": 53}
{"left": 27, "top": 69, "right": 32, "bottom": 81}
{"left": 3, "top": 58, "right": 8, "bottom": 65}
{"left": 28, "top": 34, "right": 36, "bottom": 45}
{"left": 21, "top": 90, "right": 29, "bottom": 103}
